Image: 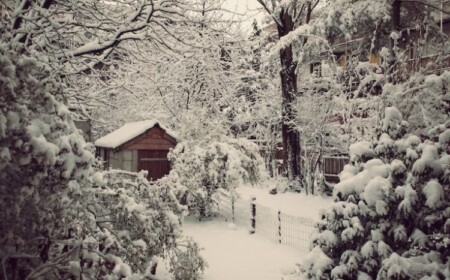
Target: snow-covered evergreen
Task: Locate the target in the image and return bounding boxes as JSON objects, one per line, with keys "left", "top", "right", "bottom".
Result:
{"left": 302, "top": 107, "right": 450, "bottom": 279}
{"left": 0, "top": 43, "right": 94, "bottom": 275}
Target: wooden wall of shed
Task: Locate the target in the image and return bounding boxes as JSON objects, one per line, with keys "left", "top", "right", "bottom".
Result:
{"left": 124, "top": 126, "right": 176, "bottom": 150}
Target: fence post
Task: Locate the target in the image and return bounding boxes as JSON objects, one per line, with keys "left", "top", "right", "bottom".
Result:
{"left": 250, "top": 197, "right": 256, "bottom": 234}
{"left": 278, "top": 210, "right": 282, "bottom": 244}
{"left": 231, "top": 195, "right": 235, "bottom": 224}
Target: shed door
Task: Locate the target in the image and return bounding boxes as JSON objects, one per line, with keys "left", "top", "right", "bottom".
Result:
{"left": 138, "top": 150, "right": 170, "bottom": 181}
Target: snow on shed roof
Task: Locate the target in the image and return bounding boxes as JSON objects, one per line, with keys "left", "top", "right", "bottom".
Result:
{"left": 95, "top": 120, "right": 178, "bottom": 149}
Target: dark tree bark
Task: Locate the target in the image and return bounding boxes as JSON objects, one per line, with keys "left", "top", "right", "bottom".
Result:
{"left": 255, "top": 0, "right": 319, "bottom": 188}
{"left": 392, "top": 0, "right": 402, "bottom": 32}
{"left": 388, "top": 0, "right": 402, "bottom": 82}
{"left": 276, "top": 8, "right": 302, "bottom": 185}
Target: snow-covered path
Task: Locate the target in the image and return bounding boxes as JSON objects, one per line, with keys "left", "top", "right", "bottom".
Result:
{"left": 183, "top": 217, "right": 304, "bottom": 280}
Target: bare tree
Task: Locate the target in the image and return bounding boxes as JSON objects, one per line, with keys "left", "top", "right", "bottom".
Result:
{"left": 1, "top": 0, "right": 227, "bottom": 119}
{"left": 255, "top": 0, "right": 320, "bottom": 188}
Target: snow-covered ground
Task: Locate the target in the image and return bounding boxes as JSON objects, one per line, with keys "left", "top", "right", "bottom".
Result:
{"left": 182, "top": 185, "right": 333, "bottom": 280}
{"left": 236, "top": 185, "right": 333, "bottom": 220}
{"left": 183, "top": 216, "right": 304, "bottom": 280}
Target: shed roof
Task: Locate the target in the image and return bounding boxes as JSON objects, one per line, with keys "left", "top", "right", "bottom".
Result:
{"left": 95, "top": 120, "right": 178, "bottom": 149}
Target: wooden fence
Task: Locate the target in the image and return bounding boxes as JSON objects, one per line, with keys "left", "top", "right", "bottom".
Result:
{"left": 323, "top": 156, "right": 349, "bottom": 183}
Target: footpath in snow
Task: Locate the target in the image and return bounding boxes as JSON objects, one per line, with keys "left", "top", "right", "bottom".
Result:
{"left": 183, "top": 216, "right": 303, "bottom": 280}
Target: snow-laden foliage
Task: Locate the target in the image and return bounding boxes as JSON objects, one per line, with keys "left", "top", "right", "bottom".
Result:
{"left": 2, "top": 0, "right": 240, "bottom": 123}
{"left": 316, "top": 0, "right": 446, "bottom": 53}
{"left": 291, "top": 76, "right": 348, "bottom": 195}
{"left": 91, "top": 38, "right": 245, "bottom": 137}
{"left": 386, "top": 71, "right": 450, "bottom": 135}
{"left": 88, "top": 6, "right": 266, "bottom": 142}
{"left": 302, "top": 107, "right": 450, "bottom": 279}
{"left": 292, "top": 0, "right": 450, "bottom": 145}
{"left": 3, "top": 0, "right": 200, "bottom": 73}
{"left": 0, "top": 43, "right": 94, "bottom": 277}
{"left": 92, "top": 170, "right": 205, "bottom": 279}
{"left": 0, "top": 43, "right": 204, "bottom": 279}
{"left": 165, "top": 137, "right": 265, "bottom": 218}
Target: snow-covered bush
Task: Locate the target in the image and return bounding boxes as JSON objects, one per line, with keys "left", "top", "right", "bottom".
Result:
{"left": 93, "top": 170, "right": 205, "bottom": 279}
{"left": 166, "top": 137, "right": 265, "bottom": 218}
{"left": 386, "top": 71, "right": 450, "bottom": 136}
{"left": 302, "top": 107, "right": 450, "bottom": 279}
{"left": 0, "top": 43, "right": 94, "bottom": 278}
{"left": 0, "top": 44, "right": 204, "bottom": 279}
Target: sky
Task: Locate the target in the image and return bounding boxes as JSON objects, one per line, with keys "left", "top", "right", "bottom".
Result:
{"left": 222, "top": 0, "right": 267, "bottom": 32}
{"left": 224, "top": 0, "right": 261, "bottom": 14}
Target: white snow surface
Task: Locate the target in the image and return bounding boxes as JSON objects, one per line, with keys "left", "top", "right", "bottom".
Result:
{"left": 422, "top": 180, "right": 444, "bottom": 209}
{"left": 183, "top": 216, "right": 305, "bottom": 280}
{"left": 302, "top": 247, "right": 333, "bottom": 278}
{"left": 95, "top": 119, "right": 178, "bottom": 148}
{"left": 236, "top": 185, "right": 332, "bottom": 220}
{"left": 349, "top": 141, "right": 374, "bottom": 161}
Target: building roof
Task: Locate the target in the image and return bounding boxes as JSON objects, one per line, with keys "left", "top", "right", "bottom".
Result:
{"left": 95, "top": 120, "right": 178, "bottom": 149}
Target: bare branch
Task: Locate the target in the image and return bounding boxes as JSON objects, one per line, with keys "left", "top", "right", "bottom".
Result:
{"left": 256, "top": 0, "right": 283, "bottom": 27}
{"left": 402, "top": 0, "right": 450, "bottom": 15}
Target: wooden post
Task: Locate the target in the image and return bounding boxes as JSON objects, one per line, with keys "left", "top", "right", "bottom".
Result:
{"left": 231, "top": 195, "right": 235, "bottom": 224}
{"left": 278, "top": 210, "right": 282, "bottom": 244}
{"left": 250, "top": 197, "right": 256, "bottom": 234}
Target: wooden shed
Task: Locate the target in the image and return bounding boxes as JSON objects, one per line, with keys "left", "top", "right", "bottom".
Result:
{"left": 95, "top": 120, "right": 177, "bottom": 181}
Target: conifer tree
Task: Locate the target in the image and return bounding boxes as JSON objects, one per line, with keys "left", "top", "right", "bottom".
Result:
{"left": 303, "top": 107, "right": 450, "bottom": 279}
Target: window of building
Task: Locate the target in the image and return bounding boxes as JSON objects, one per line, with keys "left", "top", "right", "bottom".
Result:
{"left": 310, "top": 62, "right": 322, "bottom": 77}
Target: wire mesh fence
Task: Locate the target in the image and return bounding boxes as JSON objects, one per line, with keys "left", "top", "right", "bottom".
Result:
{"left": 213, "top": 190, "right": 318, "bottom": 252}
{"left": 279, "top": 213, "right": 316, "bottom": 251}
{"left": 255, "top": 204, "right": 279, "bottom": 243}
{"left": 214, "top": 190, "right": 232, "bottom": 220}
{"left": 234, "top": 197, "right": 252, "bottom": 227}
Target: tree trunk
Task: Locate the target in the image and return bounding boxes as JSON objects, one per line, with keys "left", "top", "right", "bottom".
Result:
{"left": 277, "top": 9, "right": 302, "bottom": 186}
{"left": 388, "top": 0, "right": 402, "bottom": 82}
{"left": 392, "top": 0, "right": 401, "bottom": 32}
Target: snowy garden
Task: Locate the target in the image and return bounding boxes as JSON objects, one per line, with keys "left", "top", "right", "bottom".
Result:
{"left": 1, "top": 0, "right": 450, "bottom": 279}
